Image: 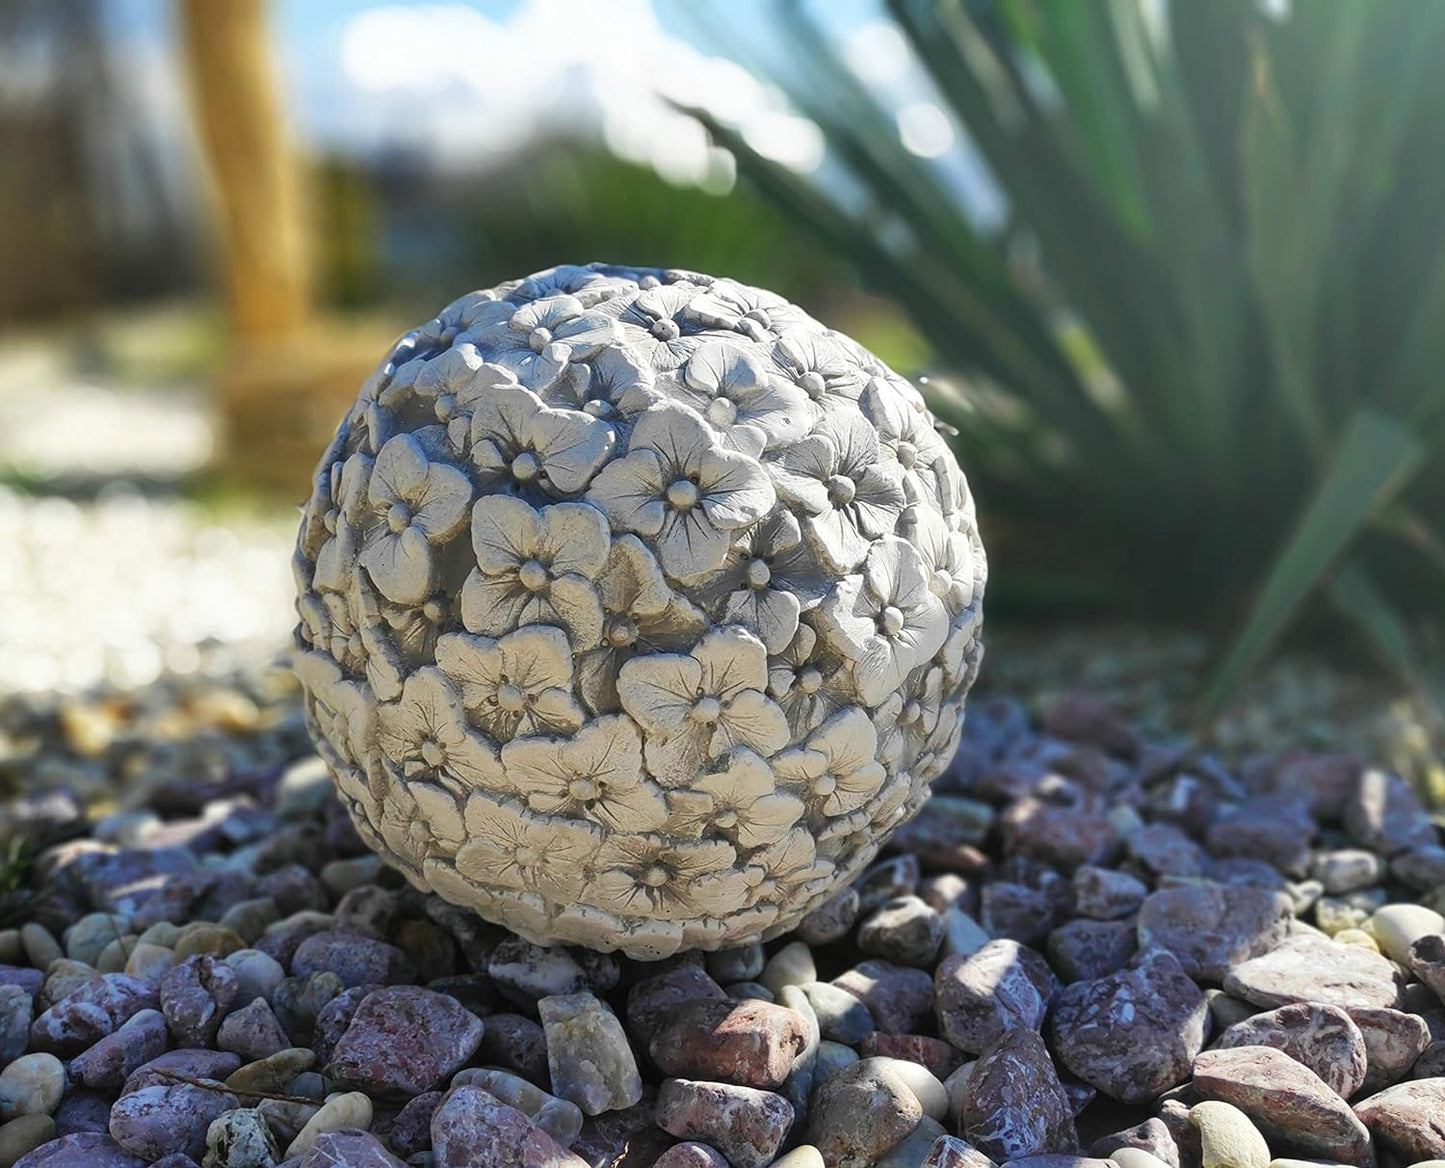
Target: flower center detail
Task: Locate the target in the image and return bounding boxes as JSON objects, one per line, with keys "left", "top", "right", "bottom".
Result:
{"left": 666, "top": 479, "right": 701, "bottom": 510}
{"left": 420, "top": 740, "right": 445, "bottom": 768}
{"left": 434, "top": 393, "right": 457, "bottom": 422}
{"left": 497, "top": 683, "right": 527, "bottom": 712}
{"left": 746, "top": 558, "right": 772, "bottom": 589}
{"left": 642, "top": 864, "right": 671, "bottom": 888}
{"left": 901, "top": 699, "right": 922, "bottom": 725}
{"left": 422, "top": 597, "right": 448, "bottom": 624}
{"left": 879, "top": 605, "right": 905, "bottom": 637}
{"left": 514, "top": 845, "right": 540, "bottom": 866}
{"left": 797, "top": 667, "right": 823, "bottom": 694}
{"left": 895, "top": 440, "right": 918, "bottom": 469}
{"left": 826, "top": 474, "right": 856, "bottom": 505}
{"left": 584, "top": 400, "right": 614, "bottom": 419}
{"left": 511, "top": 452, "right": 541, "bottom": 482}
{"left": 799, "top": 371, "right": 826, "bottom": 400}
{"left": 518, "top": 560, "right": 550, "bottom": 592}
{"left": 706, "top": 397, "right": 738, "bottom": 428}
{"left": 690, "top": 696, "right": 722, "bottom": 723}
{"left": 714, "top": 809, "right": 738, "bottom": 829}
{"left": 931, "top": 568, "right": 953, "bottom": 597}
{"left": 651, "top": 319, "right": 681, "bottom": 342}
{"left": 606, "top": 615, "right": 638, "bottom": 647}
{"left": 529, "top": 327, "right": 553, "bottom": 353}
{"left": 568, "top": 779, "right": 599, "bottom": 802}
{"left": 814, "top": 773, "right": 837, "bottom": 796}
{"left": 386, "top": 503, "right": 412, "bottom": 533}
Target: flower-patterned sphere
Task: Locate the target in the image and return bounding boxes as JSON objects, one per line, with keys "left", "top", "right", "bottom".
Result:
{"left": 293, "top": 263, "right": 986, "bottom": 959}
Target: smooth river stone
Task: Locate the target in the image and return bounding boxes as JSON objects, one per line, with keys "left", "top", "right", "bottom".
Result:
{"left": 1214, "top": 1003, "right": 1367, "bottom": 1099}
{"left": 1191, "top": 1047, "right": 1371, "bottom": 1166}
{"left": 1222, "top": 934, "right": 1401, "bottom": 1010}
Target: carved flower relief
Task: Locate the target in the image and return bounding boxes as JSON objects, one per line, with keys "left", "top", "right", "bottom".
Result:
{"left": 738, "top": 827, "right": 833, "bottom": 913}
{"left": 467, "top": 294, "right": 619, "bottom": 391}
{"left": 770, "top": 328, "right": 869, "bottom": 410}
{"left": 501, "top": 714, "right": 670, "bottom": 833}
{"left": 666, "top": 748, "right": 805, "bottom": 849}
{"left": 766, "top": 624, "right": 854, "bottom": 742}
{"left": 599, "top": 283, "right": 707, "bottom": 370}
{"left": 816, "top": 809, "right": 879, "bottom": 869}
{"left": 536, "top": 344, "right": 653, "bottom": 422}
{"left": 575, "top": 535, "right": 708, "bottom": 714}
{"left": 684, "top": 511, "right": 827, "bottom": 655}
{"left": 815, "top": 535, "right": 949, "bottom": 706}
{"left": 673, "top": 342, "right": 813, "bottom": 455}
{"left": 772, "top": 708, "right": 887, "bottom": 820}
{"left": 683, "top": 279, "right": 812, "bottom": 341}
{"left": 357, "top": 434, "right": 472, "bottom": 605}
{"left": 458, "top": 382, "right": 616, "bottom": 497}
{"left": 376, "top": 589, "right": 452, "bottom": 666}
{"left": 863, "top": 377, "right": 957, "bottom": 510}
{"left": 584, "top": 833, "right": 749, "bottom": 921}
{"left": 454, "top": 791, "right": 601, "bottom": 901}
{"left": 898, "top": 504, "right": 978, "bottom": 617}
{"left": 511, "top": 264, "right": 641, "bottom": 309}
{"left": 460, "top": 495, "right": 611, "bottom": 648}
{"left": 586, "top": 402, "right": 776, "bottom": 578}
{"left": 434, "top": 627, "right": 584, "bottom": 744}
{"left": 375, "top": 667, "right": 505, "bottom": 796}
{"left": 374, "top": 769, "right": 449, "bottom": 884}
{"left": 769, "top": 410, "right": 907, "bottom": 575}
{"left": 294, "top": 651, "right": 377, "bottom": 776}
{"left": 876, "top": 663, "right": 945, "bottom": 772}
{"left": 312, "top": 452, "right": 374, "bottom": 592}
{"left": 616, "top": 626, "right": 790, "bottom": 788}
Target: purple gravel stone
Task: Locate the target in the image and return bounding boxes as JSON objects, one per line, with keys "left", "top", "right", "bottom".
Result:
{"left": 30, "top": 976, "right": 158, "bottom": 1057}
{"left": 298, "top": 1130, "right": 408, "bottom": 1167}
{"left": 123, "top": 1050, "right": 243, "bottom": 1095}
{"left": 70, "top": 1009, "right": 169, "bottom": 1092}
{"left": 0, "top": 967, "right": 45, "bottom": 996}
{"left": 654, "top": 1079, "right": 793, "bottom": 1168}
{"left": 159, "top": 957, "right": 238, "bottom": 1047}
{"left": 325, "top": 986, "right": 485, "bottom": 1098}
{"left": 430, "top": 1085, "right": 586, "bottom": 1168}
{"left": 109, "top": 1081, "right": 239, "bottom": 1162}
{"left": 216, "top": 996, "right": 290, "bottom": 1062}
{"left": 13, "top": 1132, "right": 149, "bottom": 1168}
{"left": 387, "top": 1090, "right": 444, "bottom": 1158}
{"left": 53, "top": 1090, "right": 112, "bottom": 1137}
{"left": 291, "top": 930, "right": 413, "bottom": 989}
{"left": 310, "top": 984, "right": 379, "bottom": 1065}
{"left": 476, "top": 1013, "right": 549, "bottom": 1086}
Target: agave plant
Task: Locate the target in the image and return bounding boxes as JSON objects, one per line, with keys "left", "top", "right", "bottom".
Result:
{"left": 680, "top": 0, "right": 1445, "bottom": 713}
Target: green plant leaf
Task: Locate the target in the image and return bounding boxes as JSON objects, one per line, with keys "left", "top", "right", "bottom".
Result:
{"left": 1202, "top": 409, "right": 1426, "bottom": 712}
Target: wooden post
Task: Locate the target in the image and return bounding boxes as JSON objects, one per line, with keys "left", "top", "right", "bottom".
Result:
{"left": 177, "top": 0, "right": 311, "bottom": 339}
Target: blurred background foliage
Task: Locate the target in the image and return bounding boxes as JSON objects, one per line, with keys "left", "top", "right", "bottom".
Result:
{"left": 682, "top": 0, "right": 1445, "bottom": 713}
{"left": 0, "top": 0, "right": 1440, "bottom": 729}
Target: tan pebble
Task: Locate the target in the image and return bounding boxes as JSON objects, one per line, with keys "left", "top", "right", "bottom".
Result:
{"left": 136, "top": 922, "right": 182, "bottom": 947}
{"left": 760, "top": 941, "right": 816, "bottom": 994}
{"left": 771, "top": 1148, "right": 826, "bottom": 1168}
{"left": 125, "top": 942, "right": 176, "bottom": 981}
{"left": 19, "top": 926, "right": 61, "bottom": 971}
{"left": 870, "top": 1056, "right": 947, "bottom": 1121}
{"left": 284, "top": 1091, "right": 372, "bottom": 1158}
{"left": 1332, "top": 929, "right": 1379, "bottom": 952}
{"left": 1370, "top": 903, "right": 1445, "bottom": 964}
{"left": 95, "top": 936, "right": 138, "bottom": 973}
{"left": 1115, "top": 1151, "right": 1174, "bottom": 1168}
{"left": 173, "top": 925, "right": 245, "bottom": 960}
{"left": 1191, "top": 1101, "right": 1270, "bottom": 1168}
{"left": 0, "top": 1113, "right": 55, "bottom": 1168}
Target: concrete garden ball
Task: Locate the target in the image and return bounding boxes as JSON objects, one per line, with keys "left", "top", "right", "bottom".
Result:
{"left": 292, "top": 263, "right": 986, "bottom": 958}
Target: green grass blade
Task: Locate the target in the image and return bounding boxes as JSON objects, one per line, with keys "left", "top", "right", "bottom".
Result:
{"left": 1201, "top": 409, "right": 1426, "bottom": 711}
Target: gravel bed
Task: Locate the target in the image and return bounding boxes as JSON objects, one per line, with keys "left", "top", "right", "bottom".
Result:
{"left": 0, "top": 673, "right": 1443, "bottom": 1167}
